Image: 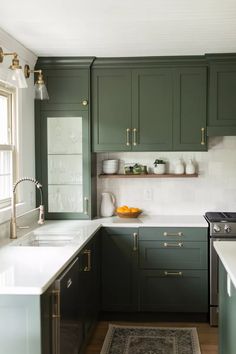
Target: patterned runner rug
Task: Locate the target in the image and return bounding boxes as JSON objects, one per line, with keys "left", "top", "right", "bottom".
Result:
{"left": 100, "top": 324, "right": 201, "bottom": 354}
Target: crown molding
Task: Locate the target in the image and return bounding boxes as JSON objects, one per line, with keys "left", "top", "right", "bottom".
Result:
{"left": 0, "top": 27, "right": 37, "bottom": 66}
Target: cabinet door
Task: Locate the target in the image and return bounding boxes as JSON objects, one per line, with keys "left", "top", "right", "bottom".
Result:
{"left": 39, "top": 110, "right": 91, "bottom": 219}
{"left": 80, "top": 234, "right": 100, "bottom": 337}
{"left": 101, "top": 227, "right": 139, "bottom": 311}
{"left": 208, "top": 64, "right": 236, "bottom": 136}
{"left": 92, "top": 69, "right": 132, "bottom": 151}
{"left": 139, "top": 241, "right": 207, "bottom": 270}
{"left": 173, "top": 67, "right": 207, "bottom": 151}
{"left": 39, "top": 69, "right": 89, "bottom": 111}
{"left": 140, "top": 269, "right": 208, "bottom": 312}
{"left": 219, "top": 261, "right": 236, "bottom": 354}
{"left": 132, "top": 68, "right": 173, "bottom": 151}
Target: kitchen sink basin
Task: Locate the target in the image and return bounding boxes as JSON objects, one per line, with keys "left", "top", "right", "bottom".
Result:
{"left": 11, "top": 232, "right": 75, "bottom": 247}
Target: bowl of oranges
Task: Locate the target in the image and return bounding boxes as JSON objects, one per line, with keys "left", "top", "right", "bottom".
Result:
{"left": 116, "top": 205, "right": 142, "bottom": 218}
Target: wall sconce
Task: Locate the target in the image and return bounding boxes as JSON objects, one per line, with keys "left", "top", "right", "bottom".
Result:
{"left": 24, "top": 65, "right": 49, "bottom": 100}
{"left": 0, "top": 47, "right": 28, "bottom": 88}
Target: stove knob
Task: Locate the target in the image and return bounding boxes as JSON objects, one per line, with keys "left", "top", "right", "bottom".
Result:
{"left": 224, "top": 225, "right": 231, "bottom": 233}
{"left": 213, "top": 224, "right": 221, "bottom": 233}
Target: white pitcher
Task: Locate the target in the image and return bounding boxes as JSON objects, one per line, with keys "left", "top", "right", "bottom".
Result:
{"left": 100, "top": 192, "right": 116, "bottom": 217}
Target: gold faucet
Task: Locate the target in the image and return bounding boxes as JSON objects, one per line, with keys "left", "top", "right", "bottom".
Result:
{"left": 10, "top": 177, "right": 45, "bottom": 239}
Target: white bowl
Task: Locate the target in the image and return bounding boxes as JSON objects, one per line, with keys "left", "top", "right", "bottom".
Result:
{"left": 103, "top": 166, "right": 119, "bottom": 174}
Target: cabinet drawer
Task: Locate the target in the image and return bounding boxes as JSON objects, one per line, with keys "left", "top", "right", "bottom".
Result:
{"left": 139, "top": 227, "right": 207, "bottom": 242}
{"left": 139, "top": 240, "right": 207, "bottom": 269}
{"left": 140, "top": 269, "right": 208, "bottom": 312}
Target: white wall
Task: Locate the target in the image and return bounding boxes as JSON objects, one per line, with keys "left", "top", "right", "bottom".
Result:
{"left": 97, "top": 136, "right": 236, "bottom": 215}
{"left": 0, "top": 29, "right": 37, "bottom": 233}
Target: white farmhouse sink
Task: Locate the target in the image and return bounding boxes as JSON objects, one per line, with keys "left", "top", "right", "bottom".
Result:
{"left": 11, "top": 232, "right": 75, "bottom": 247}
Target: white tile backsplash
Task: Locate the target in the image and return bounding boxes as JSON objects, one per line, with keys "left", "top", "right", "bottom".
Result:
{"left": 97, "top": 136, "right": 236, "bottom": 215}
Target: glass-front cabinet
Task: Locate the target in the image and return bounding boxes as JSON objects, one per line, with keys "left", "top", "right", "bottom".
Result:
{"left": 35, "top": 57, "right": 96, "bottom": 219}
{"left": 40, "top": 112, "right": 91, "bottom": 219}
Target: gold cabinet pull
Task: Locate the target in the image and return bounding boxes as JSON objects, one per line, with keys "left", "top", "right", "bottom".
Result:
{"left": 133, "top": 232, "right": 138, "bottom": 251}
{"left": 82, "top": 99, "right": 88, "bottom": 106}
{"left": 163, "top": 232, "right": 183, "bottom": 237}
{"left": 126, "top": 128, "right": 131, "bottom": 146}
{"left": 163, "top": 242, "right": 183, "bottom": 248}
{"left": 51, "top": 289, "right": 60, "bottom": 319}
{"left": 164, "top": 271, "right": 183, "bottom": 277}
{"left": 133, "top": 128, "right": 137, "bottom": 146}
{"left": 201, "top": 127, "right": 205, "bottom": 145}
{"left": 84, "top": 197, "right": 89, "bottom": 215}
{"left": 83, "top": 249, "right": 91, "bottom": 272}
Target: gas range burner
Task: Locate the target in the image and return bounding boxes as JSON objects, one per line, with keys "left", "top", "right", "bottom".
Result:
{"left": 205, "top": 212, "right": 236, "bottom": 223}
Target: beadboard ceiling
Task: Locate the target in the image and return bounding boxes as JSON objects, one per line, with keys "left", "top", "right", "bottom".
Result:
{"left": 1, "top": 0, "right": 236, "bottom": 57}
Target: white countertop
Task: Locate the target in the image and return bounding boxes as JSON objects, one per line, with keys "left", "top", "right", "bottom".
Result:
{"left": 0, "top": 215, "right": 207, "bottom": 295}
{"left": 214, "top": 241, "right": 236, "bottom": 288}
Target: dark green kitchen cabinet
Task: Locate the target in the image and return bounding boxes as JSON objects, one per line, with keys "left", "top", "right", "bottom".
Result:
{"left": 92, "top": 68, "right": 132, "bottom": 151}
{"left": 173, "top": 67, "right": 207, "bottom": 150}
{"left": 132, "top": 68, "right": 173, "bottom": 151}
{"left": 35, "top": 57, "right": 97, "bottom": 219}
{"left": 140, "top": 269, "right": 208, "bottom": 312}
{"left": 208, "top": 60, "right": 236, "bottom": 136}
{"left": 92, "top": 58, "right": 208, "bottom": 152}
{"left": 219, "top": 261, "right": 236, "bottom": 354}
{"left": 101, "top": 227, "right": 139, "bottom": 311}
{"left": 139, "top": 227, "right": 208, "bottom": 313}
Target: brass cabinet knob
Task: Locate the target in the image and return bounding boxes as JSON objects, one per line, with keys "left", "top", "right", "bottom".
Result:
{"left": 82, "top": 99, "right": 88, "bottom": 106}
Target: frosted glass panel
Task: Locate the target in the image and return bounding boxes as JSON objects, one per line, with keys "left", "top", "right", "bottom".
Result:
{"left": 48, "top": 155, "right": 82, "bottom": 184}
{"left": 48, "top": 185, "right": 83, "bottom": 212}
{"left": 47, "top": 117, "right": 82, "bottom": 154}
{"left": 47, "top": 117, "right": 83, "bottom": 213}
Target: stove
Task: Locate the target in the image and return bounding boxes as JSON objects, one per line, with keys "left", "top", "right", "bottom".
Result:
{"left": 205, "top": 211, "right": 236, "bottom": 326}
{"left": 205, "top": 212, "right": 236, "bottom": 237}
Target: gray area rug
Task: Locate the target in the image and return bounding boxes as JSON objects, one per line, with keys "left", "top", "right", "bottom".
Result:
{"left": 100, "top": 324, "right": 201, "bottom": 354}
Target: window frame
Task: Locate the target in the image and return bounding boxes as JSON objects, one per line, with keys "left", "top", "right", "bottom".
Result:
{"left": 0, "top": 85, "right": 17, "bottom": 209}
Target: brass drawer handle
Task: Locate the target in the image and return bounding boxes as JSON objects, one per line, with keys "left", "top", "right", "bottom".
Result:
{"left": 164, "top": 271, "right": 183, "bottom": 277}
{"left": 163, "top": 242, "right": 183, "bottom": 248}
{"left": 201, "top": 127, "right": 205, "bottom": 145}
{"left": 126, "top": 128, "right": 131, "bottom": 146}
{"left": 133, "top": 232, "right": 138, "bottom": 251}
{"left": 83, "top": 249, "right": 91, "bottom": 272}
{"left": 163, "top": 232, "right": 183, "bottom": 237}
{"left": 133, "top": 128, "right": 137, "bottom": 146}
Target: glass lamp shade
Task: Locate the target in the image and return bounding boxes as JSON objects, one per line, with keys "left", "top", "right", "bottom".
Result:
{"left": 6, "top": 68, "right": 28, "bottom": 88}
{"left": 35, "top": 82, "right": 49, "bottom": 100}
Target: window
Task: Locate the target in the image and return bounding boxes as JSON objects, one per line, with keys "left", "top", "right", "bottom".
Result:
{"left": 0, "top": 86, "right": 16, "bottom": 208}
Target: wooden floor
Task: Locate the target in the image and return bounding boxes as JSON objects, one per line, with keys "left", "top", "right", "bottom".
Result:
{"left": 85, "top": 321, "right": 218, "bottom": 354}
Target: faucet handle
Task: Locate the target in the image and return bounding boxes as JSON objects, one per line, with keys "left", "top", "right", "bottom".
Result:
{"left": 38, "top": 205, "right": 45, "bottom": 225}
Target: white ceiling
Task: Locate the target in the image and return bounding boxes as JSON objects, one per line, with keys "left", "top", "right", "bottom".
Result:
{"left": 1, "top": 0, "right": 236, "bottom": 57}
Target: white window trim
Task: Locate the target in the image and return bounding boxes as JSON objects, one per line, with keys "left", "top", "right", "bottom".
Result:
{"left": 0, "top": 85, "right": 18, "bottom": 211}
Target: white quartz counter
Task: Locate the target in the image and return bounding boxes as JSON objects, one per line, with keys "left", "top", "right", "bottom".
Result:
{"left": 214, "top": 241, "right": 236, "bottom": 289}
{"left": 0, "top": 215, "right": 207, "bottom": 295}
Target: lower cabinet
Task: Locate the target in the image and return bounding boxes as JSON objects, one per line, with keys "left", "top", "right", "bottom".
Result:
{"left": 139, "top": 227, "right": 208, "bottom": 313}
{"left": 101, "top": 226, "right": 208, "bottom": 315}
{"left": 219, "top": 261, "right": 236, "bottom": 354}
{"left": 101, "top": 227, "right": 139, "bottom": 311}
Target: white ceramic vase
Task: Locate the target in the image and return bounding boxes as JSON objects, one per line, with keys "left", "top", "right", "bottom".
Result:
{"left": 100, "top": 192, "right": 116, "bottom": 217}
{"left": 185, "top": 159, "right": 195, "bottom": 174}
{"left": 174, "top": 159, "right": 184, "bottom": 174}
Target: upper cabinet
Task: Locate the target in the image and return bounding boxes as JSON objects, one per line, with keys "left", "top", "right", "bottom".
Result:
{"left": 173, "top": 67, "right": 207, "bottom": 150}
{"left": 132, "top": 68, "right": 173, "bottom": 151}
{"left": 35, "top": 57, "right": 97, "bottom": 220}
{"left": 208, "top": 55, "right": 236, "bottom": 136}
{"left": 92, "top": 58, "right": 208, "bottom": 152}
{"left": 92, "top": 68, "right": 132, "bottom": 151}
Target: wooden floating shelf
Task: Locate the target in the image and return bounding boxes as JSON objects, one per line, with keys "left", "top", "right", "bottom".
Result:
{"left": 99, "top": 173, "right": 198, "bottom": 178}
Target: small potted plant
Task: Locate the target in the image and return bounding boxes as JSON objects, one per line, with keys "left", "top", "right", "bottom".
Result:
{"left": 153, "top": 159, "right": 166, "bottom": 174}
